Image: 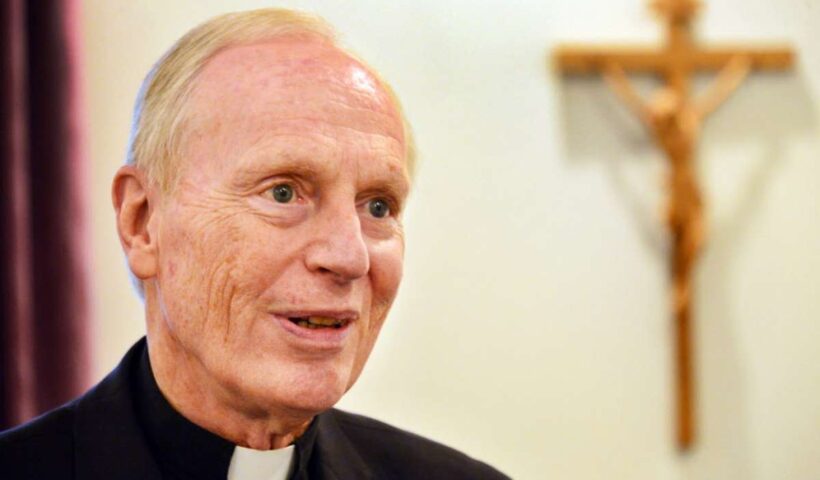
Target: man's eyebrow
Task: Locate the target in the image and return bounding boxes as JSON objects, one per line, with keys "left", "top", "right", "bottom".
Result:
{"left": 235, "top": 150, "right": 410, "bottom": 198}
{"left": 364, "top": 170, "right": 411, "bottom": 201}
{"left": 234, "top": 153, "right": 324, "bottom": 183}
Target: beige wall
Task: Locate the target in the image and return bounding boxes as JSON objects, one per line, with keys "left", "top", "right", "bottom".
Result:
{"left": 81, "top": 1, "right": 820, "bottom": 478}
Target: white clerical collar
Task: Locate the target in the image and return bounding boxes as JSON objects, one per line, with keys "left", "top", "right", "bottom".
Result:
{"left": 227, "top": 444, "right": 295, "bottom": 480}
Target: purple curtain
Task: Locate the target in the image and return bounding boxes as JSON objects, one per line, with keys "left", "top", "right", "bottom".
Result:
{"left": 0, "top": 0, "right": 91, "bottom": 430}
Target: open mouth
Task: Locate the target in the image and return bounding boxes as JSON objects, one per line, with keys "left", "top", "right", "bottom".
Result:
{"left": 288, "top": 316, "right": 350, "bottom": 330}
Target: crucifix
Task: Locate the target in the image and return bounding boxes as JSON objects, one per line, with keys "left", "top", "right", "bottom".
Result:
{"left": 553, "top": 0, "right": 794, "bottom": 450}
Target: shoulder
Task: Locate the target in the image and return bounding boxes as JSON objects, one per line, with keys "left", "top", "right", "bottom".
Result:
{"left": 324, "top": 409, "right": 510, "bottom": 479}
{"left": 0, "top": 340, "right": 146, "bottom": 480}
{"left": 0, "top": 402, "right": 77, "bottom": 479}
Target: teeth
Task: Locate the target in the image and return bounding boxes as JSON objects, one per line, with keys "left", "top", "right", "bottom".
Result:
{"left": 309, "top": 316, "right": 341, "bottom": 327}
{"left": 291, "top": 316, "right": 346, "bottom": 329}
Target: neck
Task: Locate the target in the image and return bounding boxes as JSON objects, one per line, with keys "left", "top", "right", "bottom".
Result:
{"left": 144, "top": 293, "right": 312, "bottom": 450}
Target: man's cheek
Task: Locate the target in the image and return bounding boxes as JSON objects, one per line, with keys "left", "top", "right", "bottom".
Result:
{"left": 371, "top": 244, "right": 404, "bottom": 297}
{"left": 203, "top": 262, "right": 237, "bottom": 321}
{"left": 159, "top": 224, "right": 229, "bottom": 321}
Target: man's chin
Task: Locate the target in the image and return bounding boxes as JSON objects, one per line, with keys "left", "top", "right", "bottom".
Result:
{"left": 242, "top": 373, "right": 350, "bottom": 418}
{"left": 264, "top": 385, "right": 346, "bottom": 418}
{"left": 222, "top": 354, "right": 359, "bottom": 419}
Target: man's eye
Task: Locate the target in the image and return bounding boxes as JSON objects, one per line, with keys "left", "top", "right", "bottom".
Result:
{"left": 367, "top": 198, "right": 391, "bottom": 218}
{"left": 271, "top": 184, "right": 295, "bottom": 203}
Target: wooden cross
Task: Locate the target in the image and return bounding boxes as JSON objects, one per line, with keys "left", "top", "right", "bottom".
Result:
{"left": 553, "top": 0, "right": 794, "bottom": 450}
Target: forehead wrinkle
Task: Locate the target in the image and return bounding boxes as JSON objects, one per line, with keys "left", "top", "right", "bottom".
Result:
{"left": 230, "top": 131, "right": 332, "bottom": 174}
{"left": 182, "top": 96, "right": 404, "bottom": 178}
{"left": 203, "top": 102, "right": 404, "bottom": 161}
{"left": 181, "top": 116, "right": 404, "bottom": 187}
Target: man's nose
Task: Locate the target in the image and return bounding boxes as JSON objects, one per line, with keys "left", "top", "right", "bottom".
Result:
{"left": 304, "top": 207, "right": 370, "bottom": 282}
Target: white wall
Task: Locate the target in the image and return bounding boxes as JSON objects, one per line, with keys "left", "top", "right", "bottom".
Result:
{"left": 81, "top": 1, "right": 820, "bottom": 478}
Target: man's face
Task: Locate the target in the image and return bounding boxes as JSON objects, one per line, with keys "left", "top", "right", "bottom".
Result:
{"left": 149, "top": 37, "right": 409, "bottom": 415}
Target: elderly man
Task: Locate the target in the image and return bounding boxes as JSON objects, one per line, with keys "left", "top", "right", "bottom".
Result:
{"left": 0, "top": 8, "right": 508, "bottom": 480}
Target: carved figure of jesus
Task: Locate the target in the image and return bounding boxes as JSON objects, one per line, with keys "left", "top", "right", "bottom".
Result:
{"left": 602, "top": 57, "right": 751, "bottom": 445}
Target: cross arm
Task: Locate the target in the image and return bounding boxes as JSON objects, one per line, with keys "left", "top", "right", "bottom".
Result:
{"left": 553, "top": 44, "right": 794, "bottom": 75}
{"left": 690, "top": 45, "right": 794, "bottom": 71}
{"left": 553, "top": 45, "right": 666, "bottom": 74}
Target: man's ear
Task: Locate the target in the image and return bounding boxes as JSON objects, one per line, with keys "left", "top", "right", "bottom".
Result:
{"left": 112, "top": 165, "right": 158, "bottom": 280}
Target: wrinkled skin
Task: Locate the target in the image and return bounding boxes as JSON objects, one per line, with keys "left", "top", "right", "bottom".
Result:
{"left": 113, "top": 36, "right": 409, "bottom": 449}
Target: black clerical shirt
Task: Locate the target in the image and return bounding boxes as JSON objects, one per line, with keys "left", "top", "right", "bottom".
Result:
{"left": 0, "top": 338, "right": 510, "bottom": 480}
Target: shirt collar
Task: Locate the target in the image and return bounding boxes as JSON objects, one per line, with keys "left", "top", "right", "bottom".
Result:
{"left": 228, "top": 445, "right": 295, "bottom": 480}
